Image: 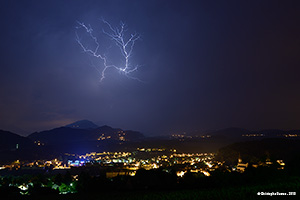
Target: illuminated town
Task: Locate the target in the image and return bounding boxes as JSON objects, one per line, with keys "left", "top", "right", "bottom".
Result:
{"left": 0, "top": 148, "right": 216, "bottom": 175}
{"left": 0, "top": 147, "right": 288, "bottom": 196}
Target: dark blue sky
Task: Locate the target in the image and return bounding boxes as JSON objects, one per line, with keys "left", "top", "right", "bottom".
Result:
{"left": 0, "top": 0, "right": 299, "bottom": 136}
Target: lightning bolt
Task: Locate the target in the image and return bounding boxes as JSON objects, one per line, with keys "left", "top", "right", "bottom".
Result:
{"left": 75, "top": 19, "right": 142, "bottom": 82}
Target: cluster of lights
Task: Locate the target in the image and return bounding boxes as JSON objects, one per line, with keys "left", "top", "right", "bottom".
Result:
{"left": 65, "top": 149, "right": 216, "bottom": 177}
{"left": 97, "top": 134, "right": 111, "bottom": 140}
{"left": 283, "top": 134, "right": 300, "bottom": 137}
{"left": 1, "top": 159, "right": 70, "bottom": 170}
{"left": 34, "top": 141, "right": 45, "bottom": 146}
{"left": 96, "top": 131, "right": 127, "bottom": 141}
{"left": 137, "top": 148, "right": 166, "bottom": 152}
{"left": 171, "top": 134, "right": 211, "bottom": 139}
{"left": 242, "top": 134, "right": 264, "bottom": 137}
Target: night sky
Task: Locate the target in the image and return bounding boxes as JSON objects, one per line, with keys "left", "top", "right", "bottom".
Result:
{"left": 0, "top": 0, "right": 299, "bottom": 136}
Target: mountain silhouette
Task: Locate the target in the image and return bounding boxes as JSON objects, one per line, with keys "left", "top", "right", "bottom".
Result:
{"left": 65, "top": 120, "right": 99, "bottom": 129}
{"left": 0, "top": 129, "right": 33, "bottom": 151}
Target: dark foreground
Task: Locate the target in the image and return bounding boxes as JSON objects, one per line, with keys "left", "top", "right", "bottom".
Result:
{"left": 2, "top": 169, "right": 299, "bottom": 200}
{"left": 7, "top": 182, "right": 300, "bottom": 200}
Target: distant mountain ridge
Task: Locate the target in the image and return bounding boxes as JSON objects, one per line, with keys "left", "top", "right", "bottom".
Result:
{"left": 25, "top": 121, "right": 145, "bottom": 154}
{"left": 208, "top": 127, "right": 249, "bottom": 137}
{"left": 189, "top": 127, "right": 299, "bottom": 139}
{"left": 65, "top": 120, "right": 99, "bottom": 129}
{"left": 28, "top": 121, "right": 145, "bottom": 145}
{"left": 1, "top": 121, "right": 300, "bottom": 161}
{"left": 28, "top": 127, "right": 92, "bottom": 144}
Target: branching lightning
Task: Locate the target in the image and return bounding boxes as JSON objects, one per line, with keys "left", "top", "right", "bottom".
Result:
{"left": 75, "top": 19, "right": 142, "bottom": 82}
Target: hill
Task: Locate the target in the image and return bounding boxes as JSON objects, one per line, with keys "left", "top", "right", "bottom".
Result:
{"left": 0, "top": 130, "right": 51, "bottom": 163}
{"left": 65, "top": 120, "right": 99, "bottom": 129}
{"left": 28, "top": 125, "right": 144, "bottom": 144}
{"left": 0, "top": 130, "right": 33, "bottom": 151}
{"left": 216, "top": 138, "right": 300, "bottom": 165}
{"left": 27, "top": 123, "right": 145, "bottom": 154}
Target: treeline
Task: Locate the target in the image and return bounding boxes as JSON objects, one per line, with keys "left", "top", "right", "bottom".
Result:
{"left": 1, "top": 165, "right": 300, "bottom": 199}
